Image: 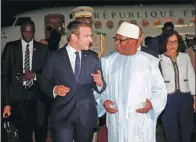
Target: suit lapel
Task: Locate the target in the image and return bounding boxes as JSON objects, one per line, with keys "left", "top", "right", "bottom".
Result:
{"left": 61, "top": 47, "right": 77, "bottom": 86}
{"left": 32, "top": 41, "right": 38, "bottom": 71}
{"left": 15, "top": 40, "right": 23, "bottom": 72}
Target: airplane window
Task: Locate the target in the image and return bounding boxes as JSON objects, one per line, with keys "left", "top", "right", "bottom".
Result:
{"left": 94, "top": 21, "right": 102, "bottom": 29}
{"left": 106, "top": 20, "right": 113, "bottom": 29}
{"left": 15, "top": 17, "right": 31, "bottom": 26}
{"left": 142, "top": 19, "right": 149, "bottom": 28}
{"left": 130, "top": 20, "right": 137, "bottom": 25}
{"left": 2, "top": 17, "right": 16, "bottom": 27}
{"left": 153, "top": 19, "right": 161, "bottom": 27}
{"left": 176, "top": 18, "right": 184, "bottom": 25}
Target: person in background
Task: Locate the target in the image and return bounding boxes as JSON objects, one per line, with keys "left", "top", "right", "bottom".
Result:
{"left": 2, "top": 20, "right": 50, "bottom": 142}
{"left": 47, "top": 25, "right": 61, "bottom": 52}
{"left": 144, "top": 36, "right": 152, "bottom": 47}
{"left": 185, "top": 37, "right": 196, "bottom": 72}
{"left": 159, "top": 30, "right": 196, "bottom": 142}
{"left": 185, "top": 37, "right": 196, "bottom": 142}
{"left": 139, "top": 27, "right": 158, "bottom": 58}
{"left": 148, "top": 22, "right": 186, "bottom": 55}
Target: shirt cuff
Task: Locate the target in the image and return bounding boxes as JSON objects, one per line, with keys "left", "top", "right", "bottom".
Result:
{"left": 53, "top": 86, "right": 57, "bottom": 98}
{"left": 97, "top": 84, "right": 103, "bottom": 91}
{"left": 34, "top": 73, "right": 36, "bottom": 80}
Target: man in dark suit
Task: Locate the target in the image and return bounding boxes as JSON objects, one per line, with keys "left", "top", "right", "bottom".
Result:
{"left": 148, "top": 22, "right": 186, "bottom": 55}
{"left": 40, "top": 20, "right": 106, "bottom": 142}
{"left": 138, "top": 27, "right": 158, "bottom": 58}
{"left": 2, "top": 20, "right": 50, "bottom": 142}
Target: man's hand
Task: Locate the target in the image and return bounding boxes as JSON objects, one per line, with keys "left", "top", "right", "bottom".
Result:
{"left": 136, "top": 98, "right": 152, "bottom": 113}
{"left": 193, "top": 101, "right": 196, "bottom": 113}
{"left": 3, "top": 105, "right": 11, "bottom": 118}
{"left": 104, "top": 100, "right": 118, "bottom": 114}
{"left": 23, "top": 70, "right": 36, "bottom": 81}
{"left": 54, "top": 85, "right": 70, "bottom": 97}
{"left": 91, "top": 70, "right": 103, "bottom": 87}
{"left": 16, "top": 70, "right": 36, "bottom": 82}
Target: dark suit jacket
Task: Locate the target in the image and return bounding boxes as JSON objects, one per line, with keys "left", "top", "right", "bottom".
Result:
{"left": 40, "top": 47, "right": 106, "bottom": 129}
{"left": 1, "top": 39, "right": 49, "bottom": 106}
{"left": 141, "top": 46, "right": 163, "bottom": 73}
{"left": 140, "top": 46, "right": 159, "bottom": 58}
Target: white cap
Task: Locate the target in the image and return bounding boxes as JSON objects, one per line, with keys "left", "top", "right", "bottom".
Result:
{"left": 117, "top": 22, "right": 139, "bottom": 39}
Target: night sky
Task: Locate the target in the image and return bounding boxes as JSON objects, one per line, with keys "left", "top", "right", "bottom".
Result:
{"left": 2, "top": 0, "right": 195, "bottom": 27}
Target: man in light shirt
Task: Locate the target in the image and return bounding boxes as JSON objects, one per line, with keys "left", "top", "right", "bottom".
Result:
{"left": 40, "top": 20, "right": 106, "bottom": 142}
{"left": 96, "top": 22, "right": 167, "bottom": 142}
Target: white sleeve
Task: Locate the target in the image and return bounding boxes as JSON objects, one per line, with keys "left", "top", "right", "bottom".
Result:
{"left": 53, "top": 86, "right": 57, "bottom": 98}
{"left": 149, "top": 61, "right": 167, "bottom": 118}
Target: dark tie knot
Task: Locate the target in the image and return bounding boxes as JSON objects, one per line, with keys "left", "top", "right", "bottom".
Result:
{"left": 26, "top": 44, "right": 30, "bottom": 48}
{"left": 75, "top": 51, "right": 79, "bottom": 56}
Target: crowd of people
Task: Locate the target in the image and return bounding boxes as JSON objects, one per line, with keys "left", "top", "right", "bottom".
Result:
{"left": 1, "top": 6, "right": 196, "bottom": 142}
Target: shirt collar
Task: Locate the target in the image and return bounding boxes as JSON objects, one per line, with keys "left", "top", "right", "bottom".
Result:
{"left": 66, "top": 44, "right": 81, "bottom": 55}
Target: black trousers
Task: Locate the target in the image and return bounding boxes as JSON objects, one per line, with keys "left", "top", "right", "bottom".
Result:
{"left": 193, "top": 113, "right": 196, "bottom": 142}
{"left": 161, "top": 92, "right": 194, "bottom": 142}
{"left": 52, "top": 109, "right": 94, "bottom": 142}
{"left": 10, "top": 99, "right": 48, "bottom": 142}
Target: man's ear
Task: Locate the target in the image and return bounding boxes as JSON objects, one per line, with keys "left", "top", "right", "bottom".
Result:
{"left": 71, "top": 34, "right": 78, "bottom": 41}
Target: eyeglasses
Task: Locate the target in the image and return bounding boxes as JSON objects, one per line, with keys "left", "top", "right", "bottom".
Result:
{"left": 113, "top": 37, "right": 137, "bottom": 44}
{"left": 167, "top": 40, "right": 178, "bottom": 45}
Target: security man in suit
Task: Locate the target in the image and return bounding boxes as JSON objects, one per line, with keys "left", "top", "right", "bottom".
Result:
{"left": 2, "top": 20, "right": 50, "bottom": 142}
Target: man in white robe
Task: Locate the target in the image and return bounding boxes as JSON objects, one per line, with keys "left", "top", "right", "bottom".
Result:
{"left": 95, "top": 22, "right": 167, "bottom": 142}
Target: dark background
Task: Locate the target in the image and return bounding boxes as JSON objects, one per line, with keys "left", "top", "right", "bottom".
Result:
{"left": 1, "top": 0, "right": 195, "bottom": 27}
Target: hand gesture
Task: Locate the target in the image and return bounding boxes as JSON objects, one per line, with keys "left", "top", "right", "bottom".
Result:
{"left": 91, "top": 70, "right": 103, "bottom": 87}
{"left": 104, "top": 100, "right": 118, "bottom": 114}
{"left": 136, "top": 98, "right": 152, "bottom": 113}
{"left": 54, "top": 85, "right": 70, "bottom": 97}
{"left": 3, "top": 105, "right": 11, "bottom": 118}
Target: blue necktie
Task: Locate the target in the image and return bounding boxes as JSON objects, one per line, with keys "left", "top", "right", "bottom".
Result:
{"left": 75, "top": 51, "right": 80, "bottom": 83}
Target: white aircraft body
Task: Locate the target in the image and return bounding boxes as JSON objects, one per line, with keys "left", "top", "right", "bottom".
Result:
{"left": 1, "top": 4, "right": 195, "bottom": 55}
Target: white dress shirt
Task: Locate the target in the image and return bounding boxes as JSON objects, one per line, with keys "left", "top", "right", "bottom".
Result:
{"left": 66, "top": 44, "right": 82, "bottom": 73}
